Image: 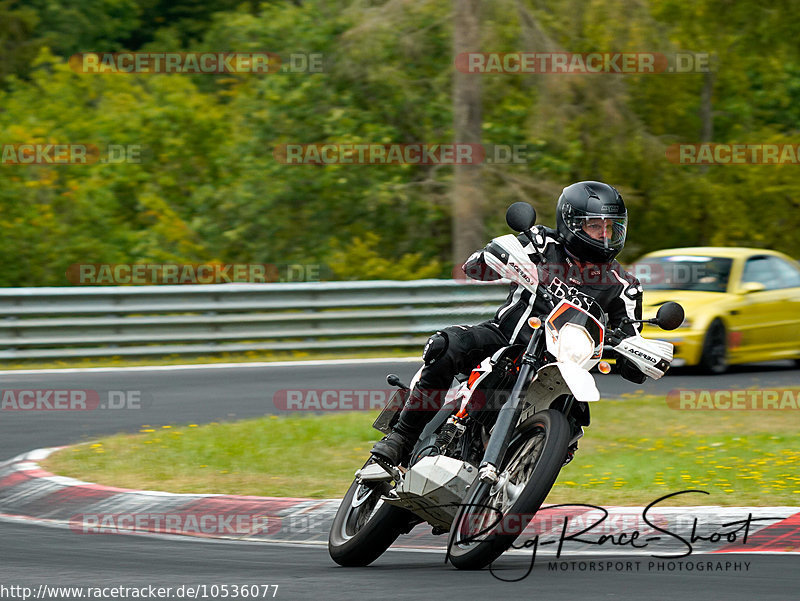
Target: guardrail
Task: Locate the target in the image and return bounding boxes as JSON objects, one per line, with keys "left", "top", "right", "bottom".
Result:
{"left": 0, "top": 280, "right": 508, "bottom": 360}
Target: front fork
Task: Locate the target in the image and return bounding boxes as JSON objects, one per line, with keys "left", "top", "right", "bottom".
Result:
{"left": 478, "top": 324, "right": 545, "bottom": 483}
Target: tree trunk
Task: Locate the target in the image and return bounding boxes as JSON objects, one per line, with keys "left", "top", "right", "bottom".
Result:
{"left": 452, "top": 0, "right": 483, "bottom": 268}
{"left": 700, "top": 70, "right": 714, "bottom": 144}
{"left": 698, "top": 69, "right": 714, "bottom": 244}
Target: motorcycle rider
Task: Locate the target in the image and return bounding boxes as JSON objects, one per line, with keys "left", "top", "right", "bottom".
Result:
{"left": 371, "top": 181, "right": 659, "bottom": 468}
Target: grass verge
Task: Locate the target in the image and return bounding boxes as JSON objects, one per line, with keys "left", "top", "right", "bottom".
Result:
{"left": 41, "top": 392, "right": 800, "bottom": 506}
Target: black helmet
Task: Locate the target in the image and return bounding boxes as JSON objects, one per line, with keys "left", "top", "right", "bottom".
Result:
{"left": 556, "top": 181, "right": 628, "bottom": 263}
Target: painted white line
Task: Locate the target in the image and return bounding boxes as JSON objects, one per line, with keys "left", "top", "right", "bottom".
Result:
{"left": 14, "top": 462, "right": 46, "bottom": 472}
{"left": 25, "top": 447, "right": 63, "bottom": 462}
{"left": 40, "top": 475, "right": 93, "bottom": 487}
{"left": 0, "top": 357, "right": 421, "bottom": 376}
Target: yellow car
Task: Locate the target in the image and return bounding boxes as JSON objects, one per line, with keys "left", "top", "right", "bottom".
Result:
{"left": 633, "top": 247, "right": 800, "bottom": 373}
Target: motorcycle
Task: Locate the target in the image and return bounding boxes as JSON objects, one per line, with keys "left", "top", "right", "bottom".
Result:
{"left": 328, "top": 202, "right": 684, "bottom": 570}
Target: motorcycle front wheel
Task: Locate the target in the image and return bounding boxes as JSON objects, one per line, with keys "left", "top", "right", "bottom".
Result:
{"left": 447, "top": 409, "right": 570, "bottom": 570}
{"left": 328, "top": 460, "right": 416, "bottom": 567}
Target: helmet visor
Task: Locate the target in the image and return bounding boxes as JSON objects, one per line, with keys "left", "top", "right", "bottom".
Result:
{"left": 566, "top": 213, "right": 627, "bottom": 252}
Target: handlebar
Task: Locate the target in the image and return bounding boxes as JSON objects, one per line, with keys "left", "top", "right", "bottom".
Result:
{"left": 519, "top": 228, "right": 559, "bottom": 311}
{"left": 605, "top": 328, "right": 627, "bottom": 347}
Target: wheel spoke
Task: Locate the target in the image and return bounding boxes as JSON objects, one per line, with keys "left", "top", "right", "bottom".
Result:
{"left": 454, "top": 427, "right": 548, "bottom": 549}
{"left": 494, "top": 431, "right": 544, "bottom": 513}
{"left": 341, "top": 484, "right": 384, "bottom": 541}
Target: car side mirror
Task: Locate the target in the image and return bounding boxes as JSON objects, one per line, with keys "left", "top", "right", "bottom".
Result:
{"left": 741, "top": 281, "right": 766, "bottom": 294}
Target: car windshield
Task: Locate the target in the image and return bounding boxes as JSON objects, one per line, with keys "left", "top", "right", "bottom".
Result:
{"left": 632, "top": 255, "right": 733, "bottom": 292}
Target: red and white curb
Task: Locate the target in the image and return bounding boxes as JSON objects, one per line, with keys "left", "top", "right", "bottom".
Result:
{"left": 0, "top": 447, "right": 338, "bottom": 544}
{"left": 1, "top": 447, "right": 799, "bottom": 555}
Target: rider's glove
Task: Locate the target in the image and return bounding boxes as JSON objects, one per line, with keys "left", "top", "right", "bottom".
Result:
{"left": 611, "top": 335, "right": 673, "bottom": 380}
{"left": 617, "top": 356, "right": 647, "bottom": 384}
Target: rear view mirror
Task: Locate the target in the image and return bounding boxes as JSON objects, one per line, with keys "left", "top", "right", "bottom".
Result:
{"left": 655, "top": 302, "right": 685, "bottom": 331}
{"left": 506, "top": 202, "right": 536, "bottom": 232}
{"left": 741, "top": 281, "right": 766, "bottom": 294}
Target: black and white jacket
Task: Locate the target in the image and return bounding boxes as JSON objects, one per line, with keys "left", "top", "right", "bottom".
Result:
{"left": 463, "top": 225, "right": 643, "bottom": 345}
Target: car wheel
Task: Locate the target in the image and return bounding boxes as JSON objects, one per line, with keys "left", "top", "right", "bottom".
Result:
{"left": 700, "top": 319, "right": 728, "bottom": 374}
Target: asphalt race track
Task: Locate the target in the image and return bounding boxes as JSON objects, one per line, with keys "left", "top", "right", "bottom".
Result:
{"left": 1, "top": 359, "right": 799, "bottom": 600}
{"left": 2, "top": 520, "right": 796, "bottom": 601}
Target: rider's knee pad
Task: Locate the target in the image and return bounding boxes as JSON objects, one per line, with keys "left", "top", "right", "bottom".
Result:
{"left": 422, "top": 331, "right": 449, "bottom": 366}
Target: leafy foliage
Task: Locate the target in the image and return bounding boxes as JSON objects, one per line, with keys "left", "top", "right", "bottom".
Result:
{"left": 2, "top": 0, "right": 800, "bottom": 286}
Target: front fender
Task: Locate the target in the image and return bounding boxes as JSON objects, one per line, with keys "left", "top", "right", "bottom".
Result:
{"left": 519, "top": 362, "right": 600, "bottom": 422}
{"left": 556, "top": 361, "right": 600, "bottom": 403}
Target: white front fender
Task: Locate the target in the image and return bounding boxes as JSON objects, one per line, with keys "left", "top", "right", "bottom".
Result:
{"left": 555, "top": 361, "right": 600, "bottom": 403}
{"left": 520, "top": 362, "right": 601, "bottom": 420}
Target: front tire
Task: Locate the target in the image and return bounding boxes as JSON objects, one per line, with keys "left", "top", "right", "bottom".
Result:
{"left": 328, "top": 461, "right": 414, "bottom": 567}
{"left": 447, "top": 409, "right": 570, "bottom": 570}
{"left": 700, "top": 319, "right": 728, "bottom": 374}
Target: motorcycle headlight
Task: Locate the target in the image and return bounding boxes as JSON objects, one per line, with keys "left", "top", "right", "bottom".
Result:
{"left": 556, "top": 323, "right": 594, "bottom": 365}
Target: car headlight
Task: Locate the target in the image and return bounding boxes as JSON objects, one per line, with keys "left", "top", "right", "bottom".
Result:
{"left": 556, "top": 323, "right": 594, "bottom": 365}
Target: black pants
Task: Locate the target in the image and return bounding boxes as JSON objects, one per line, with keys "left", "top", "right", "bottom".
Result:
{"left": 394, "top": 321, "right": 509, "bottom": 438}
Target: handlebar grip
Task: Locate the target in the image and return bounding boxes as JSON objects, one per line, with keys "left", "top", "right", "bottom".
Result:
{"left": 605, "top": 329, "right": 625, "bottom": 347}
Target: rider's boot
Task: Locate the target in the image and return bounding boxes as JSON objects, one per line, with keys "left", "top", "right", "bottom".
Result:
{"left": 371, "top": 387, "right": 438, "bottom": 467}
